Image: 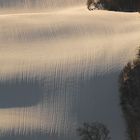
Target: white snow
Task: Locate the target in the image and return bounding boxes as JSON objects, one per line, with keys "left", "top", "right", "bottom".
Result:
{"left": 0, "top": 2, "right": 140, "bottom": 140}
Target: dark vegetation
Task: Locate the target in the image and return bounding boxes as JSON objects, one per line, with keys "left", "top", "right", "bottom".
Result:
{"left": 119, "top": 48, "right": 140, "bottom": 140}
{"left": 87, "top": 0, "right": 140, "bottom": 12}
{"left": 77, "top": 122, "right": 111, "bottom": 140}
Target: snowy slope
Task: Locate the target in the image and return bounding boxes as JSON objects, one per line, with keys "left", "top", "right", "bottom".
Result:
{"left": 0, "top": 4, "right": 140, "bottom": 140}
{"left": 0, "top": 0, "right": 85, "bottom": 14}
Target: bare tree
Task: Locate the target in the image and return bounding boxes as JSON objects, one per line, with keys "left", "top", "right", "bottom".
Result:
{"left": 77, "top": 122, "right": 111, "bottom": 140}
{"left": 87, "top": 0, "right": 104, "bottom": 10}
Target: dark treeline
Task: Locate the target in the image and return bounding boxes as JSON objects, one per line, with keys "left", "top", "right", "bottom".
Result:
{"left": 87, "top": 0, "right": 140, "bottom": 12}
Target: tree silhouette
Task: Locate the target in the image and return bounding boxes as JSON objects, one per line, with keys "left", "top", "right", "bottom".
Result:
{"left": 77, "top": 122, "right": 111, "bottom": 140}
{"left": 119, "top": 48, "right": 140, "bottom": 140}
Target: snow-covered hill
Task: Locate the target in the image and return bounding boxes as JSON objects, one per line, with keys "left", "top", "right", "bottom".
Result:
{"left": 0, "top": 4, "right": 140, "bottom": 140}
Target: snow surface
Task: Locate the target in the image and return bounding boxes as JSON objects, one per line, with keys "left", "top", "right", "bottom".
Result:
{"left": 0, "top": 1, "right": 140, "bottom": 140}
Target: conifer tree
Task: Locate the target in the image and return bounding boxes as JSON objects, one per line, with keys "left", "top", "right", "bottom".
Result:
{"left": 119, "top": 48, "right": 140, "bottom": 140}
